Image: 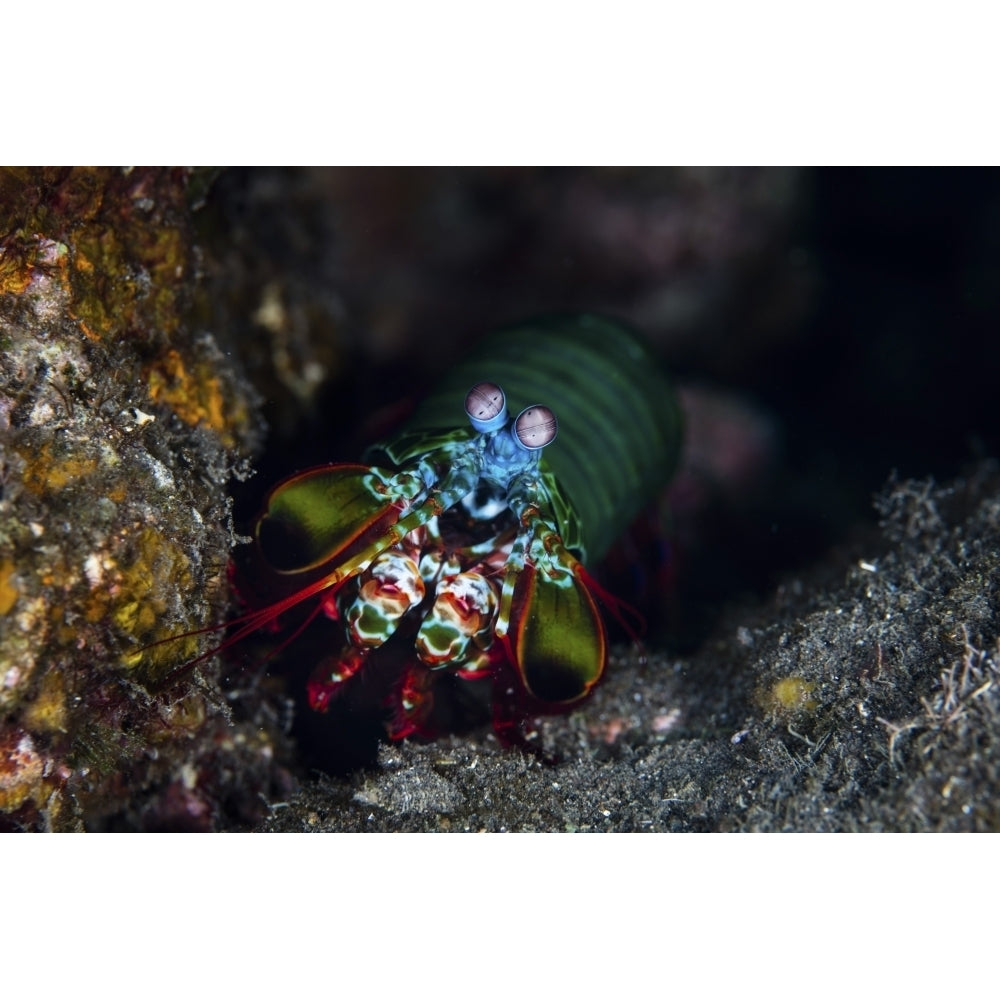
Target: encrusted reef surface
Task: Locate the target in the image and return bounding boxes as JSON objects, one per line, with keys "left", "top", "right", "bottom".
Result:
{"left": 0, "top": 168, "right": 293, "bottom": 830}
{"left": 263, "top": 467, "right": 1000, "bottom": 832}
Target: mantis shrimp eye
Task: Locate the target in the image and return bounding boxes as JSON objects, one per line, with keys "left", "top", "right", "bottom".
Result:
{"left": 465, "top": 382, "right": 508, "bottom": 433}
{"left": 514, "top": 405, "right": 558, "bottom": 450}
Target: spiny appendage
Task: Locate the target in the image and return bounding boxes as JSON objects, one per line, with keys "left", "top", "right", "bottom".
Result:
{"left": 386, "top": 661, "right": 438, "bottom": 739}
{"left": 306, "top": 534, "right": 430, "bottom": 712}
{"left": 344, "top": 551, "right": 426, "bottom": 648}
{"left": 307, "top": 646, "right": 369, "bottom": 712}
{"left": 494, "top": 488, "right": 579, "bottom": 639}
{"left": 307, "top": 508, "right": 508, "bottom": 717}
{"left": 489, "top": 489, "right": 613, "bottom": 706}
{"left": 387, "top": 642, "right": 499, "bottom": 740}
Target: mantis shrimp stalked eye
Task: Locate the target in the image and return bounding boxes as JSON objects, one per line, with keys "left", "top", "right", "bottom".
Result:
{"left": 155, "top": 315, "right": 683, "bottom": 744}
